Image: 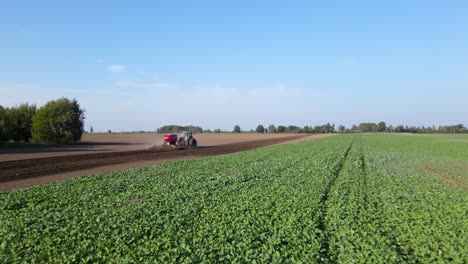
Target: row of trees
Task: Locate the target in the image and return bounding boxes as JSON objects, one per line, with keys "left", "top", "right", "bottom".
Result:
{"left": 0, "top": 98, "right": 85, "bottom": 143}
{"left": 343, "top": 122, "right": 468, "bottom": 134}
{"left": 232, "top": 122, "right": 468, "bottom": 134}
{"left": 232, "top": 123, "right": 337, "bottom": 134}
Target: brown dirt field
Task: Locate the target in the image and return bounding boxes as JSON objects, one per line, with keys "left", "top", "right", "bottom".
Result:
{"left": 0, "top": 133, "right": 299, "bottom": 162}
{"left": 0, "top": 134, "right": 330, "bottom": 191}
{"left": 421, "top": 165, "right": 467, "bottom": 190}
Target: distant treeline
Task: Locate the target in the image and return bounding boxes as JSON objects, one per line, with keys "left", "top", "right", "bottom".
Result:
{"left": 0, "top": 98, "right": 85, "bottom": 144}
{"left": 343, "top": 122, "right": 467, "bottom": 134}
{"left": 157, "top": 122, "right": 468, "bottom": 134}
{"left": 252, "top": 124, "right": 336, "bottom": 134}
{"left": 156, "top": 125, "right": 204, "bottom": 133}
{"left": 263, "top": 122, "right": 467, "bottom": 134}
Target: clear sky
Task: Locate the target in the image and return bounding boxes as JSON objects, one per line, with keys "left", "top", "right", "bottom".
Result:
{"left": 1, "top": 1, "right": 467, "bottom": 132}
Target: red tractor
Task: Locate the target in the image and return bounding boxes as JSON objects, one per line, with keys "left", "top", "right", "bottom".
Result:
{"left": 163, "top": 131, "right": 197, "bottom": 149}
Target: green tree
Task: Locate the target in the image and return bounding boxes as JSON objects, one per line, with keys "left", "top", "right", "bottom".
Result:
{"left": 233, "top": 125, "right": 241, "bottom": 133}
{"left": 4, "top": 103, "right": 36, "bottom": 142}
{"left": 338, "top": 125, "right": 345, "bottom": 132}
{"left": 377, "top": 121, "right": 386, "bottom": 132}
{"left": 90, "top": 126, "right": 94, "bottom": 133}
{"left": 277, "top": 126, "right": 286, "bottom": 133}
{"left": 256, "top": 125, "right": 265, "bottom": 133}
{"left": 325, "top": 123, "right": 332, "bottom": 133}
{"left": 287, "top": 125, "right": 299, "bottom": 133}
{"left": 0, "top": 105, "right": 5, "bottom": 142}
{"left": 358, "top": 122, "right": 378, "bottom": 132}
{"left": 32, "top": 98, "right": 85, "bottom": 143}
{"left": 268, "top": 124, "right": 277, "bottom": 133}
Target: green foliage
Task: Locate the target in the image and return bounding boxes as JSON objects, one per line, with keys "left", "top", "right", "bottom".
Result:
{"left": 31, "top": 98, "right": 85, "bottom": 143}
{"left": 271, "top": 123, "right": 336, "bottom": 133}
{"left": 357, "top": 122, "right": 378, "bottom": 132}
{"left": 344, "top": 134, "right": 468, "bottom": 263}
{"left": 308, "top": 123, "right": 332, "bottom": 133}
{"left": 437, "top": 124, "right": 467, "bottom": 133}
{"left": 255, "top": 124, "right": 265, "bottom": 133}
{"left": 233, "top": 125, "right": 241, "bottom": 133}
{"left": 3, "top": 103, "right": 36, "bottom": 142}
{"left": 0, "top": 134, "right": 466, "bottom": 262}
{"left": 268, "top": 124, "right": 277, "bottom": 133}
{"left": 377, "top": 121, "right": 386, "bottom": 132}
{"left": 277, "top": 125, "right": 286, "bottom": 133}
{"left": 287, "top": 125, "right": 300, "bottom": 133}
{"left": 0, "top": 105, "right": 5, "bottom": 142}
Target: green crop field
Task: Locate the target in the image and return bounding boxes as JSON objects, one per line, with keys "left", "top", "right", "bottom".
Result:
{"left": 1, "top": 134, "right": 467, "bottom": 263}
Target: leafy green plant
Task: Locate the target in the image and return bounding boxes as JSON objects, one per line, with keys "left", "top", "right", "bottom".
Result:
{"left": 0, "top": 134, "right": 467, "bottom": 262}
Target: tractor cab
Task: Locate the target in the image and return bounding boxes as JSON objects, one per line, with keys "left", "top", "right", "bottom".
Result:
{"left": 180, "top": 131, "right": 192, "bottom": 139}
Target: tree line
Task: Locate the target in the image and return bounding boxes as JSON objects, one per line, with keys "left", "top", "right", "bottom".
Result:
{"left": 344, "top": 122, "right": 467, "bottom": 133}
{"left": 236, "top": 122, "right": 468, "bottom": 134}
{"left": 159, "top": 122, "right": 467, "bottom": 134}
{"left": 0, "top": 98, "right": 85, "bottom": 144}
{"left": 233, "top": 123, "right": 337, "bottom": 133}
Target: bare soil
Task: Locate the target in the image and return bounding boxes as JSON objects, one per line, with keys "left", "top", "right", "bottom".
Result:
{"left": 0, "top": 133, "right": 298, "bottom": 162}
{"left": 0, "top": 134, "right": 330, "bottom": 191}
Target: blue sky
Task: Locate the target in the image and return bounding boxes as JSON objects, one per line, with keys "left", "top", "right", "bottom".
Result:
{"left": 1, "top": 1, "right": 467, "bottom": 131}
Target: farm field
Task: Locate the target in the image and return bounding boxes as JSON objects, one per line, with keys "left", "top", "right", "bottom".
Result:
{"left": 0, "top": 134, "right": 320, "bottom": 191}
{"left": 0, "top": 134, "right": 467, "bottom": 262}
{"left": 0, "top": 133, "right": 299, "bottom": 162}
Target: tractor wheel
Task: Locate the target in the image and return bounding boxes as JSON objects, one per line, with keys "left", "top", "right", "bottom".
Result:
{"left": 189, "top": 138, "right": 197, "bottom": 148}
{"left": 177, "top": 137, "right": 184, "bottom": 146}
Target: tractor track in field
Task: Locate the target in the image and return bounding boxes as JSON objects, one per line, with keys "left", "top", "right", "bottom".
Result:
{"left": 317, "top": 141, "right": 353, "bottom": 262}
{"left": 357, "top": 138, "right": 416, "bottom": 262}
{"left": 0, "top": 135, "right": 320, "bottom": 190}
{"left": 357, "top": 138, "right": 369, "bottom": 208}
